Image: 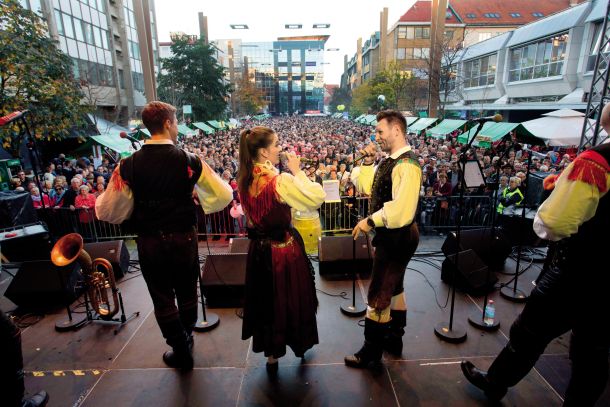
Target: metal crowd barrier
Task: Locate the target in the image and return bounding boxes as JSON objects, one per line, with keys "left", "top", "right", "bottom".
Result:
{"left": 36, "top": 194, "right": 495, "bottom": 242}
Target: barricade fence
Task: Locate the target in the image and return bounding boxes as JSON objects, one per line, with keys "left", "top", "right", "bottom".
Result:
{"left": 35, "top": 195, "right": 495, "bottom": 243}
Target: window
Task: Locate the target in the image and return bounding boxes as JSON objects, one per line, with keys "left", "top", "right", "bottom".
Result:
{"left": 508, "top": 33, "right": 568, "bottom": 82}
{"left": 510, "top": 13, "right": 521, "bottom": 18}
{"left": 483, "top": 13, "right": 500, "bottom": 18}
{"left": 588, "top": 22, "right": 609, "bottom": 71}
{"left": 398, "top": 26, "right": 407, "bottom": 39}
{"left": 463, "top": 54, "right": 497, "bottom": 88}
{"left": 406, "top": 27, "right": 414, "bottom": 39}
{"left": 532, "top": 12, "right": 544, "bottom": 17}
{"left": 395, "top": 48, "right": 406, "bottom": 59}
{"left": 444, "top": 30, "right": 454, "bottom": 39}
{"left": 414, "top": 27, "right": 430, "bottom": 39}
{"left": 466, "top": 13, "right": 476, "bottom": 18}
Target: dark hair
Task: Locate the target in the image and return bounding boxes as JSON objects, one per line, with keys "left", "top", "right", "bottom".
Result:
{"left": 141, "top": 101, "right": 177, "bottom": 135}
{"left": 376, "top": 109, "right": 407, "bottom": 135}
{"left": 237, "top": 126, "right": 276, "bottom": 197}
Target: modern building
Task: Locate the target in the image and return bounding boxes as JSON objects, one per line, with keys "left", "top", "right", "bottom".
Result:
{"left": 18, "top": 0, "right": 160, "bottom": 126}
{"left": 232, "top": 35, "right": 328, "bottom": 115}
{"left": 442, "top": 0, "right": 608, "bottom": 121}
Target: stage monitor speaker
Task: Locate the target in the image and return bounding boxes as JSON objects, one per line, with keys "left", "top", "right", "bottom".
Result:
{"left": 229, "top": 237, "right": 250, "bottom": 253}
{"left": 200, "top": 253, "right": 247, "bottom": 307}
{"left": 0, "top": 222, "right": 51, "bottom": 262}
{"left": 441, "top": 249, "right": 496, "bottom": 295}
{"left": 0, "top": 191, "right": 37, "bottom": 229}
{"left": 523, "top": 171, "right": 552, "bottom": 208}
{"left": 83, "top": 240, "right": 130, "bottom": 280}
{"left": 318, "top": 235, "right": 373, "bottom": 277}
{"left": 442, "top": 228, "right": 511, "bottom": 271}
{"left": 4, "top": 260, "right": 84, "bottom": 310}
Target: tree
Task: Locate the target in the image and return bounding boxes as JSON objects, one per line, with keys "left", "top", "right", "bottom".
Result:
{"left": 0, "top": 0, "right": 90, "bottom": 156}
{"left": 157, "top": 36, "right": 231, "bottom": 121}
{"left": 329, "top": 87, "right": 351, "bottom": 113}
{"left": 232, "top": 75, "right": 267, "bottom": 116}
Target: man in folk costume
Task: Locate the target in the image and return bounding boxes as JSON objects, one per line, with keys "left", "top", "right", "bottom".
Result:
{"left": 461, "top": 102, "right": 610, "bottom": 405}
{"left": 346, "top": 110, "right": 422, "bottom": 368}
{"left": 96, "top": 101, "right": 233, "bottom": 369}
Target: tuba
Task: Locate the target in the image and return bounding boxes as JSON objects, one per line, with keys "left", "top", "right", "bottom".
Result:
{"left": 51, "top": 233, "right": 119, "bottom": 320}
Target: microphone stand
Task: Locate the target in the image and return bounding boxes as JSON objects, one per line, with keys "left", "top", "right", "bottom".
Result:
{"left": 435, "top": 120, "right": 487, "bottom": 343}
{"left": 500, "top": 150, "right": 531, "bottom": 303}
{"left": 466, "top": 139, "right": 518, "bottom": 331}
{"left": 340, "top": 132, "right": 366, "bottom": 317}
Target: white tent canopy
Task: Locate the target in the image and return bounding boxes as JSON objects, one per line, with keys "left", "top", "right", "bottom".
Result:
{"left": 521, "top": 109, "right": 607, "bottom": 146}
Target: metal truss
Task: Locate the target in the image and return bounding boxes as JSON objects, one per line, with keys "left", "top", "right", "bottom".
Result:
{"left": 579, "top": 0, "right": 610, "bottom": 151}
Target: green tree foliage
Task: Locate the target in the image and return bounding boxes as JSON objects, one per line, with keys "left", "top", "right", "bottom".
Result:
{"left": 232, "top": 75, "right": 267, "bottom": 116}
{"left": 328, "top": 86, "right": 351, "bottom": 113}
{"left": 157, "top": 36, "right": 231, "bottom": 121}
{"left": 0, "top": 0, "right": 90, "bottom": 156}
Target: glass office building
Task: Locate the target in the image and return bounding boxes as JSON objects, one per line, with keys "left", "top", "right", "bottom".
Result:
{"left": 240, "top": 36, "right": 328, "bottom": 115}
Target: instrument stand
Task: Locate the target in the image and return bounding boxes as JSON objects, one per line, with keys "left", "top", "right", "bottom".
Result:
{"left": 194, "top": 270, "right": 219, "bottom": 332}
{"left": 55, "top": 287, "right": 140, "bottom": 334}
{"left": 340, "top": 234, "right": 366, "bottom": 317}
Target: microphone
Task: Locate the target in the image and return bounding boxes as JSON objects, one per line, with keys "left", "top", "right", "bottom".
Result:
{"left": 469, "top": 113, "right": 503, "bottom": 124}
{"left": 280, "top": 152, "right": 315, "bottom": 163}
{"left": 119, "top": 131, "right": 141, "bottom": 149}
{"left": 353, "top": 134, "right": 378, "bottom": 163}
{"left": 0, "top": 110, "right": 29, "bottom": 126}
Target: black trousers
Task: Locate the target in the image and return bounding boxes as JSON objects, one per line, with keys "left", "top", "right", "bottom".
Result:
{"left": 0, "top": 310, "right": 24, "bottom": 407}
{"left": 136, "top": 228, "right": 199, "bottom": 347}
{"left": 488, "top": 262, "right": 609, "bottom": 406}
{"left": 368, "top": 224, "right": 420, "bottom": 310}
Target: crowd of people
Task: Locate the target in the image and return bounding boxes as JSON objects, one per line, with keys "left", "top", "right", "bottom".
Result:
{"left": 11, "top": 115, "right": 575, "bottom": 237}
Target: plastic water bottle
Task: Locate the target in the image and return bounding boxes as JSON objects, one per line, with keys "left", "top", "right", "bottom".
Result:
{"left": 484, "top": 300, "right": 495, "bottom": 326}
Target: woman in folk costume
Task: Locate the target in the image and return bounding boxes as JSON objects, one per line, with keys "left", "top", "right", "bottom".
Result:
{"left": 237, "top": 126, "right": 325, "bottom": 375}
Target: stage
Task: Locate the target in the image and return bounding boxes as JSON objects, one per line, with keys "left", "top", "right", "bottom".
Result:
{"left": 1, "top": 236, "right": 609, "bottom": 406}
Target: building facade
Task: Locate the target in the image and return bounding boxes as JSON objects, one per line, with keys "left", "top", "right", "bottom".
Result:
{"left": 19, "top": 0, "right": 160, "bottom": 125}
{"left": 442, "top": 0, "right": 607, "bottom": 121}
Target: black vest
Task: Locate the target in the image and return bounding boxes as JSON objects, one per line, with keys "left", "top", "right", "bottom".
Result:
{"left": 563, "top": 142, "right": 610, "bottom": 264}
{"left": 120, "top": 144, "right": 202, "bottom": 235}
{"left": 369, "top": 149, "right": 421, "bottom": 247}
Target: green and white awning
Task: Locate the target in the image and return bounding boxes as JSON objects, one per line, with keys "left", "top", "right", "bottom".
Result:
{"left": 426, "top": 119, "right": 469, "bottom": 138}
{"left": 193, "top": 122, "right": 215, "bottom": 134}
{"left": 458, "top": 122, "right": 538, "bottom": 147}
{"left": 408, "top": 118, "right": 438, "bottom": 133}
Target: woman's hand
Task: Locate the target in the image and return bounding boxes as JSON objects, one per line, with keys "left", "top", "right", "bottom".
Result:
{"left": 284, "top": 152, "right": 302, "bottom": 175}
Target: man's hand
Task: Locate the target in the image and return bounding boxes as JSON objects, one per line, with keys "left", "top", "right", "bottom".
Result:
{"left": 357, "top": 142, "right": 377, "bottom": 165}
{"left": 352, "top": 218, "right": 372, "bottom": 240}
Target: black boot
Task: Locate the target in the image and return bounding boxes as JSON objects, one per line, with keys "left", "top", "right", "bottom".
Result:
{"left": 163, "top": 334, "right": 194, "bottom": 370}
{"left": 384, "top": 310, "right": 406, "bottom": 356}
{"left": 461, "top": 361, "right": 507, "bottom": 401}
{"left": 345, "top": 318, "right": 387, "bottom": 369}
{"left": 22, "top": 391, "right": 49, "bottom": 407}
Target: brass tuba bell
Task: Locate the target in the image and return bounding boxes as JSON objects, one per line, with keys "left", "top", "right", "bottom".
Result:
{"left": 51, "top": 233, "right": 119, "bottom": 320}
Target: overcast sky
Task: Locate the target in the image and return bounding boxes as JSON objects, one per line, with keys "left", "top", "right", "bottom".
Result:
{"left": 154, "top": 0, "right": 416, "bottom": 84}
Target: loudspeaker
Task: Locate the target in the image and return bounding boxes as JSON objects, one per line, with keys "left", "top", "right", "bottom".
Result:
{"left": 83, "top": 240, "right": 130, "bottom": 280}
{"left": 442, "top": 228, "right": 511, "bottom": 271}
{"left": 5, "top": 260, "right": 84, "bottom": 310}
{"left": 441, "top": 249, "right": 496, "bottom": 295}
{"left": 228, "top": 237, "right": 250, "bottom": 253}
{"left": 523, "top": 171, "right": 551, "bottom": 208}
{"left": 0, "top": 191, "right": 37, "bottom": 228}
{"left": 318, "top": 235, "right": 373, "bottom": 277}
{"left": 0, "top": 222, "right": 51, "bottom": 262}
{"left": 200, "top": 253, "right": 247, "bottom": 307}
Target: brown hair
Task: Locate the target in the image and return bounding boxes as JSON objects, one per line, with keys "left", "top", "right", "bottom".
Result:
{"left": 237, "top": 126, "right": 276, "bottom": 197}
{"left": 376, "top": 109, "right": 407, "bottom": 135}
{"left": 141, "top": 101, "right": 177, "bottom": 135}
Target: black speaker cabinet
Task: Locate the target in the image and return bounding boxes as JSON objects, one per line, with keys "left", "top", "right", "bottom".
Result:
{"left": 5, "top": 260, "right": 84, "bottom": 310}
{"left": 0, "top": 191, "right": 38, "bottom": 229}
{"left": 442, "top": 228, "right": 511, "bottom": 271}
{"left": 318, "top": 235, "right": 373, "bottom": 277}
{"left": 523, "top": 171, "right": 552, "bottom": 208}
{"left": 228, "top": 237, "right": 250, "bottom": 253}
{"left": 83, "top": 240, "right": 130, "bottom": 280}
{"left": 0, "top": 222, "right": 51, "bottom": 262}
{"left": 200, "top": 253, "right": 247, "bottom": 307}
{"left": 441, "top": 249, "right": 496, "bottom": 295}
